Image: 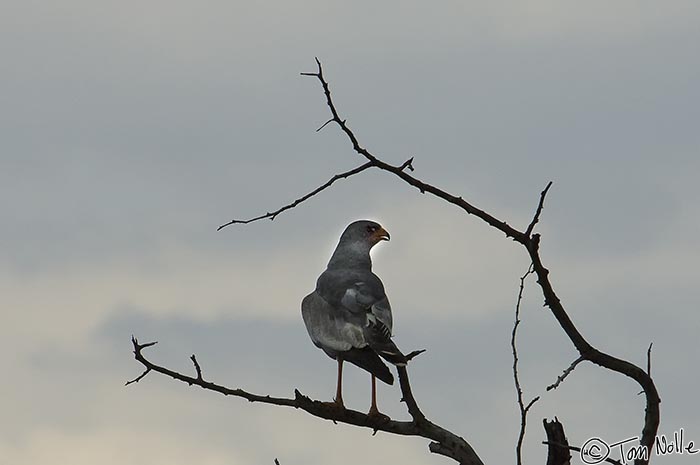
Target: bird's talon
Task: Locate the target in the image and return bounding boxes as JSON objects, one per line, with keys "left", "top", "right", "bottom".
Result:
{"left": 367, "top": 407, "right": 390, "bottom": 422}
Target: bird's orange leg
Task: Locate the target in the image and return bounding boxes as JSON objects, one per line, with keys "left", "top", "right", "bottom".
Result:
{"left": 367, "top": 375, "right": 389, "bottom": 421}
{"left": 333, "top": 358, "right": 345, "bottom": 408}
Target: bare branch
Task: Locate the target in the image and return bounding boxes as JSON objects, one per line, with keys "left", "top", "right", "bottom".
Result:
{"left": 217, "top": 161, "right": 374, "bottom": 230}
{"left": 316, "top": 118, "right": 334, "bottom": 132}
{"left": 525, "top": 181, "right": 553, "bottom": 237}
{"left": 191, "top": 354, "right": 203, "bottom": 381}
{"left": 125, "top": 368, "right": 150, "bottom": 386}
{"left": 128, "top": 337, "right": 484, "bottom": 465}
{"left": 301, "top": 58, "right": 526, "bottom": 241}
{"left": 547, "top": 355, "right": 586, "bottom": 392}
{"left": 511, "top": 263, "right": 540, "bottom": 465}
{"left": 125, "top": 336, "right": 157, "bottom": 385}
{"left": 638, "top": 342, "right": 654, "bottom": 395}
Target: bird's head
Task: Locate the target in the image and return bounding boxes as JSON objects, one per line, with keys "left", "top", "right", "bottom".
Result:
{"left": 339, "top": 220, "right": 390, "bottom": 249}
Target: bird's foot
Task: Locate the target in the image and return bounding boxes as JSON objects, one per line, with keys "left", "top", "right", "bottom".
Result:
{"left": 367, "top": 406, "right": 391, "bottom": 423}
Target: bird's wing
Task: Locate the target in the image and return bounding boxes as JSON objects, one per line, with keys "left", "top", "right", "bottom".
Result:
{"left": 317, "top": 270, "right": 406, "bottom": 365}
{"left": 301, "top": 290, "right": 367, "bottom": 354}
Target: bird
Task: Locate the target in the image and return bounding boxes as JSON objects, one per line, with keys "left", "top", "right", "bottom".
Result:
{"left": 301, "top": 220, "right": 408, "bottom": 417}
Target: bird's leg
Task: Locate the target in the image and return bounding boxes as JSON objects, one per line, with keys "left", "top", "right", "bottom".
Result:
{"left": 333, "top": 358, "right": 345, "bottom": 408}
{"left": 367, "top": 374, "right": 389, "bottom": 421}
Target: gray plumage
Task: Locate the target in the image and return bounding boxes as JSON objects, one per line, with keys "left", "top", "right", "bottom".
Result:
{"left": 302, "top": 220, "right": 406, "bottom": 386}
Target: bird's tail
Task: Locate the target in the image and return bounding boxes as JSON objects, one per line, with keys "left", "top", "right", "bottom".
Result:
{"left": 342, "top": 347, "right": 394, "bottom": 385}
{"left": 370, "top": 339, "right": 408, "bottom": 366}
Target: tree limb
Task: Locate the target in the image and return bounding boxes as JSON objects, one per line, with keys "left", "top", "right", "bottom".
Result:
{"left": 128, "top": 336, "right": 484, "bottom": 465}
{"left": 511, "top": 264, "right": 540, "bottom": 465}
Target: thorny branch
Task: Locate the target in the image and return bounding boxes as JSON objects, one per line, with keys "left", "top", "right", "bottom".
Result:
{"left": 547, "top": 356, "right": 585, "bottom": 392}
{"left": 128, "top": 336, "right": 483, "bottom": 465}
{"left": 511, "top": 264, "right": 540, "bottom": 465}
{"left": 217, "top": 161, "right": 375, "bottom": 230}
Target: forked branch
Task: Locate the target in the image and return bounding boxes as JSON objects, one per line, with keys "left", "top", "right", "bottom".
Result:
{"left": 128, "top": 337, "right": 483, "bottom": 465}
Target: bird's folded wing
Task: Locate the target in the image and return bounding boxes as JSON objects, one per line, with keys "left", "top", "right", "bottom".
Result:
{"left": 340, "top": 281, "right": 393, "bottom": 331}
{"left": 301, "top": 291, "right": 367, "bottom": 352}
{"left": 339, "top": 282, "right": 406, "bottom": 365}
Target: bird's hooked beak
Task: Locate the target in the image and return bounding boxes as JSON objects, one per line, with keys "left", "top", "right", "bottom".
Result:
{"left": 373, "top": 227, "right": 390, "bottom": 242}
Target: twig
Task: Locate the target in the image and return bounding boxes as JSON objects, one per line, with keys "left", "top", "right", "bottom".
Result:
{"left": 127, "top": 337, "right": 483, "bottom": 465}
{"left": 217, "top": 161, "right": 374, "bottom": 230}
{"left": 191, "top": 354, "right": 203, "bottom": 381}
{"left": 125, "top": 337, "right": 158, "bottom": 386}
{"left": 512, "top": 263, "right": 539, "bottom": 465}
{"left": 525, "top": 181, "right": 553, "bottom": 237}
{"left": 125, "top": 368, "right": 151, "bottom": 386}
{"left": 547, "top": 355, "right": 585, "bottom": 391}
{"left": 638, "top": 342, "right": 654, "bottom": 395}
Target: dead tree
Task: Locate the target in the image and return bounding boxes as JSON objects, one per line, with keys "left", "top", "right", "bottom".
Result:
{"left": 128, "top": 59, "right": 660, "bottom": 465}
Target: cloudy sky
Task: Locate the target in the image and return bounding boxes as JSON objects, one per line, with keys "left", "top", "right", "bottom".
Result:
{"left": 2, "top": 1, "right": 699, "bottom": 464}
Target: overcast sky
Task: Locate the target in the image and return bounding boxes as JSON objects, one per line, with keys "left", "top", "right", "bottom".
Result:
{"left": 2, "top": 1, "right": 699, "bottom": 464}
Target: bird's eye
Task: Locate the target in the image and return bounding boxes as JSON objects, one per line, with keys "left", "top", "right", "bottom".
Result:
{"left": 367, "top": 225, "right": 377, "bottom": 233}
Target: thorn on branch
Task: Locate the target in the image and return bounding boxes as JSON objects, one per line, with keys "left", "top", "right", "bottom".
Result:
{"left": 399, "top": 157, "right": 415, "bottom": 172}
{"left": 191, "top": 354, "right": 203, "bottom": 381}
